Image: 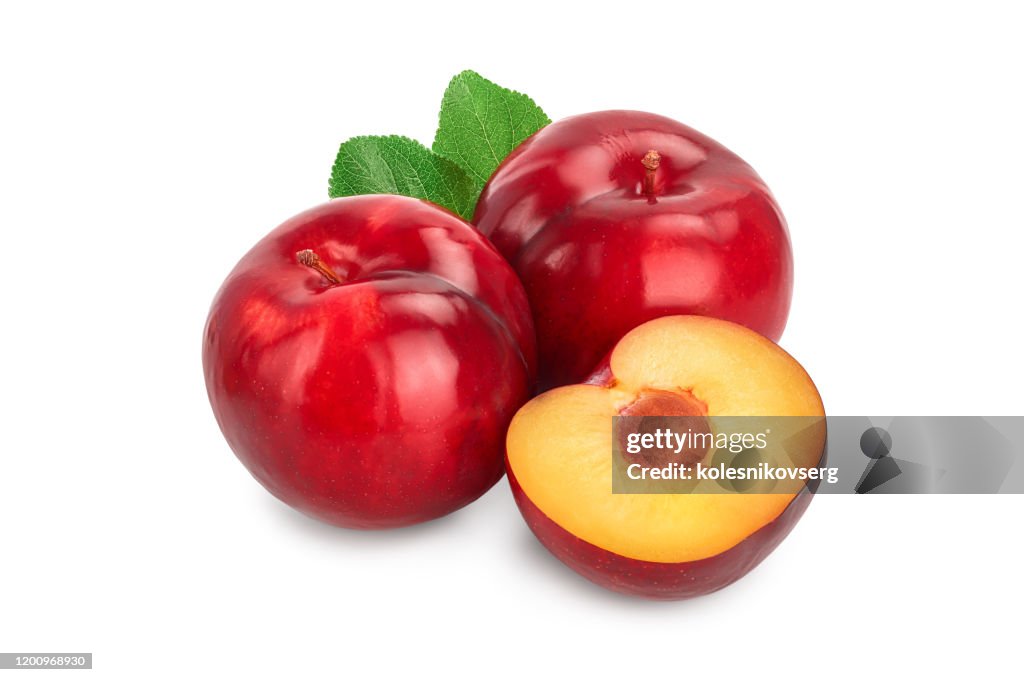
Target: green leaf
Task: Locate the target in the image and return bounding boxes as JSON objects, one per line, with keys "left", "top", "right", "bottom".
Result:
{"left": 432, "top": 70, "right": 551, "bottom": 192}
{"left": 328, "top": 135, "right": 478, "bottom": 220}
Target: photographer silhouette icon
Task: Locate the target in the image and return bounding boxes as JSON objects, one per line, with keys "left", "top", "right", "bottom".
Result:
{"left": 854, "top": 421, "right": 955, "bottom": 493}
{"left": 855, "top": 427, "right": 901, "bottom": 493}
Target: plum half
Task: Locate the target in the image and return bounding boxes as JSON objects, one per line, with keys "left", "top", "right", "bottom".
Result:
{"left": 505, "top": 316, "right": 825, "bottom": 599}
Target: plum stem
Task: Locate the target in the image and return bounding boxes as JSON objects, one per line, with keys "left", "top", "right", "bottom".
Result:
{"left": 641, "top": 149, "right": 661, "bottom": 196}
{"left": 296, "top": 249, "right": 342, "bottom": 285}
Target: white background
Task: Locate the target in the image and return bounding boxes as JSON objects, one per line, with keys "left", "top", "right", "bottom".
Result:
{"left": 2, "top": 1, "right": 1023, "bottom": 679}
